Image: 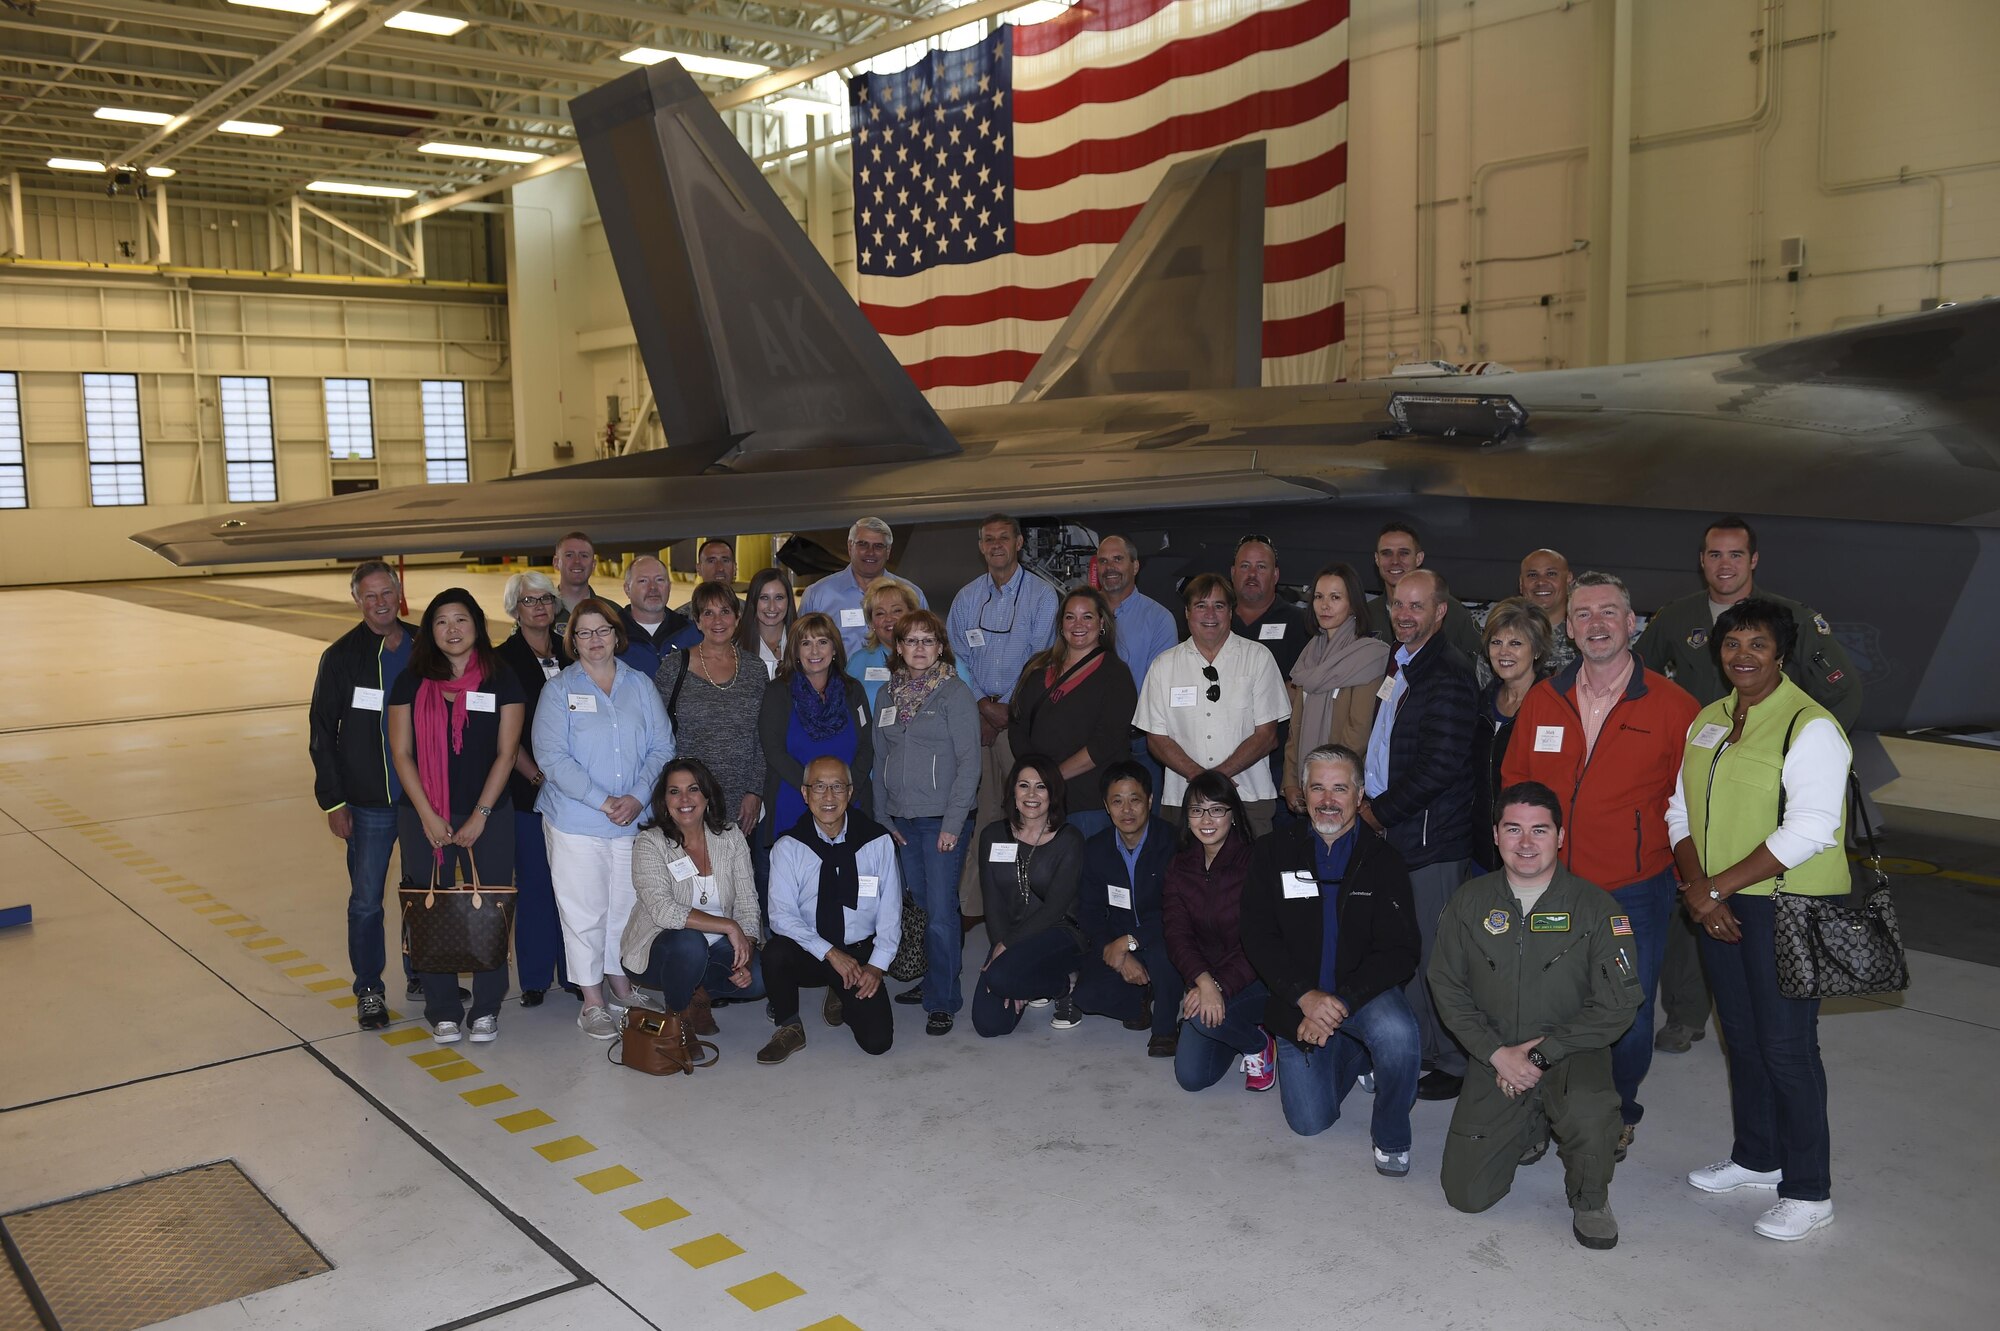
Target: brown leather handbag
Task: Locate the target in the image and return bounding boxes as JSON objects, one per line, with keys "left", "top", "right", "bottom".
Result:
{"left": 608, "top": 1002, "right": 718, "bottom": 1076}
{"left": 400, "top": 858, "right": 516, "bottom": 975}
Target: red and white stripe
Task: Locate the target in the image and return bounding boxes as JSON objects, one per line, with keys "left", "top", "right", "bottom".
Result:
{"left": 859, "top": 0, "right": 1348, "bottom": 410}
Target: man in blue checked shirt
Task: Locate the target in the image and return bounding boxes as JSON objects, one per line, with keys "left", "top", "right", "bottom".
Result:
{"left": 947, "top": 514, "right": 1058, "bottom": 914}
{"left": 1095, "top": 534, "right": 1179, "bottom": 793}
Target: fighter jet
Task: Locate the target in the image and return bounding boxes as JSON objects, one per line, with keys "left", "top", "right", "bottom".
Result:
{"left": 133, "top": 61, "right": 2000, "bottom": 733}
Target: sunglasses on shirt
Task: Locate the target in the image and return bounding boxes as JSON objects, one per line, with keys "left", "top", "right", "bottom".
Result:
{"left": 1201, "top": 664, "right": 1221, "bottom": 702}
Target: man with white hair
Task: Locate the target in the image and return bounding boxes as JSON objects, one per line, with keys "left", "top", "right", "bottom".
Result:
{"left": 617, "top": 554, "right": 691, "bottom": 679}
{"left": 800, "top": 516, "right": 929, "bottom": 656}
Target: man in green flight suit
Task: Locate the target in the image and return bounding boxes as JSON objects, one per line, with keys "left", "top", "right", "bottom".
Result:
{"left": 1635, "top": 514, "right": 1861, "bottom": 1054}
{"left": 1429, "top": 781, "right": 1643, "bottom": 1250}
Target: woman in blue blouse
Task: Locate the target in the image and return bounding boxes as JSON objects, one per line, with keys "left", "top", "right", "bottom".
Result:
{"left": 757, "top": 611, "right": 874, "bottom": 850}
{"left": 847, "top": 579, "right": 916, "bottom": 709}
{"left": 534, "top": 597, "right": 677, "bottom": 1041}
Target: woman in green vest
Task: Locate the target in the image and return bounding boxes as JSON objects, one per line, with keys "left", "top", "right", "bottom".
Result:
{"left": 1665, "top": 598, "right": 1849, "bottom": 1243}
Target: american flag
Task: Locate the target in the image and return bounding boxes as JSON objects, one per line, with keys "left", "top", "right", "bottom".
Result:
{"left": 849, "top": 0, "right": 1349, "bottom": 409}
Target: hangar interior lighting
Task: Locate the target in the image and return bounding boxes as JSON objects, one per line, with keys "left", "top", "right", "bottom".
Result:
{"left": 48, "top": 158, "right": 108, "bottom": 172}
{"left": 384, "top": 11, "right": 471, "bottom": 36}
{"left": 619, "top": 48, "right": 771, "bottom": 80}
{"left": 227, "top": 0, "right": 331, "bottom": 13}
{"left": 220, "top": 120, "right": 285, "bottom": 137}
{"left": 306, "top": 180, "right": 417, "bottom": 198}
{"left": 418, "top": 142, "right": 545, "bottom": 164}
{"left": 95, "top": 108, "right": 179, "bottom": 126}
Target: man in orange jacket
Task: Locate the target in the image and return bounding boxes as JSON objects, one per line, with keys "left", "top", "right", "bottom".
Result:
{"left": 1501, "top": 571, "right": 1697, "bottom": 1163}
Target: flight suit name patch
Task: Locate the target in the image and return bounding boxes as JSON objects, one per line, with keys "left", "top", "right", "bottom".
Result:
{"left": 1484, "top": 909, "right": 1510, "bottom": 935}
{"left": 1529, "top": 912, "right": 1571, "bottom": 932}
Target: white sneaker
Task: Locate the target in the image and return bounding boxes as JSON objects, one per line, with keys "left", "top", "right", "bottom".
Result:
{"left": 1027, "top": 997, "right": 1052, "bottom": 1008}
{"left": 605, "top": 990, "right": 634, "bottom": 1014}
{"left": 468, "top": 1015, "right": 498, "bottom": 1043}
{"left": 1754, "top": 1197, "right": 1834, "bottom": 1241}
{"left": 578, "top": 1005, "right": 620, "bottom": 1040}
{"left": 1358, "top": 1072, "right": 1376, "bottom": 1094}
{"left": 624, "top": 986, "right": 665, "bottom": 1012}
{"left": 431, "top": 1020, "right": 462, "bottom": 1044}
{"left": 1687, "top": 1159, "right": 1783, "bottom": 1193}
{"left": 1372, "top": 1147, "right": 1410, "bottom": 1177}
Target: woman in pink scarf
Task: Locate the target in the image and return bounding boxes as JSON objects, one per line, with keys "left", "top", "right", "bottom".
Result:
{"left": 388, "top": 588, "right": 526, "bottom": 1044}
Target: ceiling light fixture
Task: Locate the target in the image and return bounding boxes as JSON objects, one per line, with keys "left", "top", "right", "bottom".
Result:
{"left": 145, "top": 166, "right": 177, "bottom": 178}
{"left": 383, "top": 11, "right": 470, "bottom": 36}
{"left": 48, "top": 158, "right": 108, "bottom": 173}
{"left": 619, "top": 48, "right": 770, "bottom": 80}
{"left": 307, "top": 180, "right": 418, "bottom": 199}
{"left": 95, "top": 108, "right": 178, "bottom": 126}
{"left": 227, "top": 0, "right": 331, "bottom": 14}
{"left": 765, "top": 96, "right": 835, "bottom": 116}
{"left": 418, "top": 142, "right": 545, "bottom": 164}
{"left": 219, "top": 119, "right": 285, "bottom": 136}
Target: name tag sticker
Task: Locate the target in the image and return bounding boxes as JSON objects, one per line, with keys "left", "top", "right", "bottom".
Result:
{"left": 989, "top": 841, "right": 1018, "bottom": 863}
{"left": 1259, "top": 622, "right": 1286, "bottom": 641}
{"left": 858, "top": 706, "right": 869, "bottom": 729}
{"left": 667, "top": 857, "right": 697, "bottom": 882}
{"left": 1107, "top": 884, "right": 1133, "bottom": 911}
{"left": 1534, "top": 725, "right": 1564, "bottom": 753}
{"left": 858, "top": 874, "right": 880, "bottom": 899}
{"left": 864, "top": 666, "right": 890, "bottom": 682}
{"left": 1376, "top": 677, "right": 1397, "bottom": 702}
{"left": 879, "top": 706, "right": 898, "bottom": 727}
{"left": 1282, "top": 870, "right": 1320, "bottom": 899}
{"left": 1692, "top": 722, "right": 1729, "bottom": 749}
{"left": 964, "top": 628, "right": 987, "bottom": 648}
{"left": 351, "top": 686, "right": 384, "bottom": 711}
{"left": 465, "top": 691, "right": 496, "bottom": 713}
{"left": 840, "top": 607, "right": 866, "bottom": 628}
{"left": 567, "top": 693, "right": 597, "bottom": 713}
{"left": 1529, "top": 912, "right": 1572, "bottom": 933}
{"left": 1169, "top": 685, "right": 1198, "bottom": 708}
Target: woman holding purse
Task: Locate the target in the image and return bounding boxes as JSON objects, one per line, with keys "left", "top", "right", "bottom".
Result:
{"left": 387, "top": 588, "right": 525, "bottom": 1045}
{"left": 1666, "top": 598, "right": 1849, "bottom": 1242}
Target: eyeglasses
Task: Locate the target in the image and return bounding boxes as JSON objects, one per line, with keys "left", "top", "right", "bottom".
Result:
{"left": 1201, "top": 664, "right": 1221, "bottom": 702}
{"left": 519, "top": 594, "right": 558, "bottom": 609}
{"left": 1186, "top": 804, "right": 1232, "bottom": 821}
{"left": 807, "top": 781, "right": 852, "bottom": 795}
{"left": 901, "top": 636, "right": 939, "bottom": 649}
{"left": 573, "top": 626, "right": 617, "bottom": 642}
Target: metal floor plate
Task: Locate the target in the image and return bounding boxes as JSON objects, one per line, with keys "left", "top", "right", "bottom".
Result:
{"left": 0, "top": 1256, "right": 39, "bottom": 1331}
{"left": 1, "top": 1161, "right": 330, "bottom": 1331}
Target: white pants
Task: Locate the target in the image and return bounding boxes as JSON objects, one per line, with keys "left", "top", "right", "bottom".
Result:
{"left": 543, "top": 822, "right": 637, "bottom": 989}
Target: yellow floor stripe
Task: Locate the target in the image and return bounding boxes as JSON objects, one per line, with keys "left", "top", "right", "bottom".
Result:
{"left": 379, "top": 1027, "right": 430, "bottom": 1046}
{"left": 428, "top": 1061, "right": 483, "bottom": 1082}
{"left": 263, "top": 950, "right": 307, "bottom": 963}
{"left": 672, "top": 1234, "right": 743, "bottom": 1269}
{"left": 328, "top": 994, "right": 359, "bottom": 1008}
{"left": 150, "top": 874, "right": 184, "bottom": 884}
{"left": 191, "top": 904, "right": 228, "bottom": 915}
{"left": 409, "top": 1049, "right": 461, "bottom": 1069}
{"left": 799, "top": 1318, "right": 865, "bottom": 1331}
{"left": 619, "top": 1197, "right": 690, "bottom": 1230}
{"left": 496, "top": 1108, "right": 555, "bottom": 1134}
{"left": 285, "top": 963, "right": 328, "bottom": 977}
{"left": 727, "top": 1274, "right": 804, "bottom": 1312}
{"left": 243, "top": 937, "right": 284, "bottom": 950}
{"left": 533, "top": 1135, "right": 596, "bottom": 1163}
{"left": 460, "top": 1084, "right": 517, "bottom": 1107}
{"left": 575, "top": 1165, "right": 641, "bottom": 1195}
{"left": 305, "top": 979, "right": 348, "bottom": 992}
{"left": 222, "top": 922, "right": 260, "bottom": 934}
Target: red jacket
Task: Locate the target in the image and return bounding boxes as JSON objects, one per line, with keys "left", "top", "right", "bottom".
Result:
{"left": 1499, "top": 654, "right": 1697, "bottom": 890}
{"left": 1163, "top": 832, "right": 1258, "bottom": 998}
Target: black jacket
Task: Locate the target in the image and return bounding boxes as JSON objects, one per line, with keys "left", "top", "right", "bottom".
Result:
{"left": 1241, "top": 822, "right": 1421, "bottom": 1051}
{"left": 1078, "top": 818, "right": 1177, "bottom": 952}
{"left": 308, "top": 619, "right": 416, "bottom": 811}
{"left": 1469, "top": 677, "right": 1525, "bottom": 871}
{"left": 1371, "top": 638, "right": 1479, "bottom": 867}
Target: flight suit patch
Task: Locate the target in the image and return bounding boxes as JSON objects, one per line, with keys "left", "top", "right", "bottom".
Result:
{"left": 1484, "top": 909, "right": 1510, "bottom": 935}
{"left": 1529, "top": 912, "right": 1571, "bottom": 932}
{"left": 1686, "top": 628, "right": 1708, "bottom": 649}
{"left": 1610, "top": 915, "right": 1633, "bottom": 936}
{"left": 1812, "top": 613, "right": 1832, "bottom": 636}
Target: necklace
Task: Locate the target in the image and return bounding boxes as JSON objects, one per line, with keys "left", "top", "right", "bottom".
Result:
{"left": 694, "top": 642, "right": 738, "bottom": 690}
{"left": 1014, "top": 836, "right": 1039, "bottom": 908}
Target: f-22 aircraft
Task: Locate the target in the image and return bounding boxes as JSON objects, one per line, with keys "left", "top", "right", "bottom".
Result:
{"left": 134, "top": 60, "right": 2000, "bottom": 734}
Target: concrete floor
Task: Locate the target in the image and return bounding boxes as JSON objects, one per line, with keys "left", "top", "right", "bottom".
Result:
{"left": 2, "top": 572, "right": 1996, "bottom": 1331}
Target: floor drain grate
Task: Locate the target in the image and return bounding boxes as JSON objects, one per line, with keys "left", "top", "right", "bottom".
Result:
{"left": 1, "top": 1160, "right": 331, "bottom": 1331}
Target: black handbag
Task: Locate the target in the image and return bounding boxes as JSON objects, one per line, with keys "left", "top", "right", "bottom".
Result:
{"left": 1772, "top": 762, "right": 1909, "bottom": 1001}
{"left": 400, "top": 856, "right": 517, "bottom": 975}
{"left": 887, "top": 895, "right": 928, "bottom": 983}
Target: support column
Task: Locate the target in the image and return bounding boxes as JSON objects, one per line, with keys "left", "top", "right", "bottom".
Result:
{"left": 1586, "top": 0, "right": 1633, "bottom": 366}
{"left": 3, "top": 172, "right": 23, "bottom": 258}
{"left": 505, "top": 168, "right": 595, "bottom": 477}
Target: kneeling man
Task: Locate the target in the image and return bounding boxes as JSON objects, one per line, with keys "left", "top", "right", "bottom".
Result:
{"left": 758, "top": 757, "right": 902, "bottom": 1063}
{"left": 1428, "top": 782, "right": 1641, "bottom": 1248}
{"left": 1241, "top": 745, "right": 1423, "bottom": 1176}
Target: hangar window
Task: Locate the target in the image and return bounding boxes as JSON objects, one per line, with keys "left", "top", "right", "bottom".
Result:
{"left": 219, "top": 376, "right": 278, "bottom": 503}
{"left": 81, "top": 372, "right": 146, "bottom": 507}
{"left": 325, "top": 378, "right": 375, "bottom": 460}
{"left": 421, "top": 379, "right": 469, "bottom": 484}
{"left": 0, "top": 372, "right": 24, "bottom": 509}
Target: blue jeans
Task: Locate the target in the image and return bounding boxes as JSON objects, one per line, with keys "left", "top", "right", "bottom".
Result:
{"left": 1609, "top": 867, "right": 1675, "bottom": 1125}
{"left": 627, "top": 930, "right": 766, "bottom": 1010}
{"left": 972, "top": 928, "right": 1083, "bottom": 1037}
{"left": 892, "top": 815, "right": 972, "bottom": 1014}
{"left": 1699, "top": 893, "right": 1832, "bottom": 1201}
{"left": 1072, "top": 937, "right": 1182, "bottom": 1037}
{"left": 345, "top": 804, "right": 412, "bottom": 996}
{"left": 1274, "top": 987, "right": 1421, "bottom": 1152}
{"left": 513, "top": 810, "right": 566, "bottom": 992}
{"left": 1175, "top": 981, "right": 1270, "bottom": 1091}
{"left": 1067, "top": 808, "right": 1112, "bottom": 841}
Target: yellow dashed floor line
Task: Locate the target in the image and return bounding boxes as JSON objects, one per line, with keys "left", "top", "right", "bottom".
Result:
{"left": 673, "top": 1234, "right": 745, "bottom": 1269}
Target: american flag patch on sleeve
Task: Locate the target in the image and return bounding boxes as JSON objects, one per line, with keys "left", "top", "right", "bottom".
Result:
{"left": 1610, "top": 915, "right": 1633, "bottom": 936}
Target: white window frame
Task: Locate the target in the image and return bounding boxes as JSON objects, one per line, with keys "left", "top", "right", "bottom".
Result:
{"left": 420, "top": 379, "right": 470, "bottom": 484}
{"left": 218, "top": 375, "right": 278, "bottom": 503}
{"left": 0, "top": 372, "right": 24, "bottom": 509}
{"left": 324, "top": 377, "right": 376, "bottom": 460}
{"left": 81, "top": 372, "right": 146, "bottom": 507}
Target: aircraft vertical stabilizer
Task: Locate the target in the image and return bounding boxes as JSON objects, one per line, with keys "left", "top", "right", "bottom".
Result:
{"left": 571, "top": 62, "right": 959, "bottom": 472}
{"left": 1013, "top": 141, "right": 1267, "bottom": 403}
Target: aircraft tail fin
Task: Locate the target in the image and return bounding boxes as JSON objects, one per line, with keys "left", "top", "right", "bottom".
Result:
{"left": 571, "top": 63, "right": 958, "bottom": 473}
{"left": 1013, "top": 142, "right": 1267, "bottom": 403}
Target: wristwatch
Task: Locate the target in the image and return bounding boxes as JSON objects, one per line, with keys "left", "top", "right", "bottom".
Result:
{"left": 1125, "top": 935, "right": 1140, "bottom": 953}
{"left": 1527, "top": 1048, "right": 1551, "bottom": 1071}
{"left": 475, "top": 804, "right": 494, "bottom": 817}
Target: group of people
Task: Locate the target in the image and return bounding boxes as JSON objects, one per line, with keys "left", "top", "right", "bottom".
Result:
{"left": 309, "top": 510, "right": 1862, "bottom": 1249}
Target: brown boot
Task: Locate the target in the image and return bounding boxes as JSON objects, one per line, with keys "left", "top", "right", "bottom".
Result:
{"left": 756, "top": 1022, "right": 806, "bottom": 1066}
{"left": 823, "top": 987, "right": 844, "bottom": 1028}
{"left": 688, "top": 986, "right": 719, "bottom": 1036}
